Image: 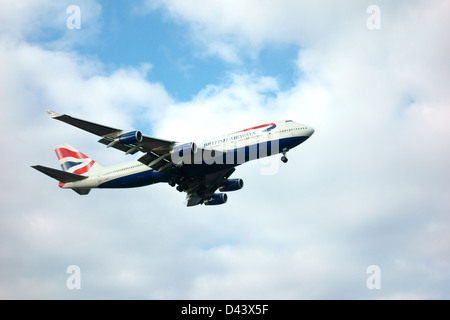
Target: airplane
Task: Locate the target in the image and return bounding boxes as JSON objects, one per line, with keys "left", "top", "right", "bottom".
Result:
{"left": 32, "top": 110, "right": 314, "bottom": 206}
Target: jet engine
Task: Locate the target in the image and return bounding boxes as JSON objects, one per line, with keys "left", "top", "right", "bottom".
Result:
{"left": 117, "top": 130, "right": 143, "bottom": 144}
{"left": 171, "top": 142, "right": 197, "bottom": 156}
{"left": 219, "top": 179, "right": 244, "bottom": 192}
{"left": 170, "top": 142, "right": 198, "bottom": 165}
{"left": 203, "top": 193, "right": 228, "bottom": 206}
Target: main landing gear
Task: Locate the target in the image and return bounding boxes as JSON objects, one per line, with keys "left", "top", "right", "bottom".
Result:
{"left": 281, "top": 148, "right": 289, "bottom": 163}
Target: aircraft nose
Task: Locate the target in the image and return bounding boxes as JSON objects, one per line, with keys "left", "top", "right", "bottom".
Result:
{"left": 306, "top": 126, "right": 315, "bottom": 137}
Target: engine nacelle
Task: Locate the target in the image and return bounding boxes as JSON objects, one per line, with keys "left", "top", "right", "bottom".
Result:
{"left": 170, "top": 142, "right": 198, "bottom": 165}
{"left": 219, "top": 179, "right": 244, "bottom": 192}
{"left": 171, "top": 142, "right": 197, "bottom": 155}
{"left": 203, "top": 193, "right": 228, "bottom": 206}
{"left": 118, "top": 130, "right": 143, "bottom": 144}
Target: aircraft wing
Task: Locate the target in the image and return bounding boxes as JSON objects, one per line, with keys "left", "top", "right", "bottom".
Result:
{"left": 47, "top": 110, "right": 178, "bottom": 172}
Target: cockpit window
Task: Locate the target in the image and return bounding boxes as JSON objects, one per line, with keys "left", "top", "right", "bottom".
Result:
{"left": 286, "top": 120, "right": 293, "bottom": 122}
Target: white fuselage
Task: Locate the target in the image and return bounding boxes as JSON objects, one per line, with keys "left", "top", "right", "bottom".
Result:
{"left": 201, "top": 120, "right": 314, "bottom": 151}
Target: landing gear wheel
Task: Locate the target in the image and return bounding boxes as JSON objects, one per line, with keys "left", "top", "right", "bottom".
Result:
{"left": 281, "top": 148, "right": 289, "bottom": 163}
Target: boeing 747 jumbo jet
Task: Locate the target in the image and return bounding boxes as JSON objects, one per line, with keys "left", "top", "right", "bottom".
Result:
{"left": 32, "top": 111, "right": 314, "bottom": 206}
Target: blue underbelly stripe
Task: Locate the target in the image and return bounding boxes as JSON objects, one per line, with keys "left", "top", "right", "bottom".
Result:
{"left": 98, "top": 169, "right": 169, "bottom": 189}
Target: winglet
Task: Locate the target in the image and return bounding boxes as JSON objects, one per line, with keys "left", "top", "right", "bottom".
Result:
{"left": 46, "top": 110, "right": 62, "bottom": 118}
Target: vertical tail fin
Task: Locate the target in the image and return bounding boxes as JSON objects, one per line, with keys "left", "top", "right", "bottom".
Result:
{"left": 55, "top": 143, "right": 102, "bottom": 175}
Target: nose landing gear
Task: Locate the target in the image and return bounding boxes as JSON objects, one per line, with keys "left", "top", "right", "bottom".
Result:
{"left": 281, "top": 148, "right": 289, "bottom": 163}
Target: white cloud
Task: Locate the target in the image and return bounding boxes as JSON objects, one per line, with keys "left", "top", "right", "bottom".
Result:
{"left": 153, "top": 73, "right": 280, "bottom": 142}
{"left": 0, "top": 0, "right": 102, "bottom": 49}
{"left": 145, "top": 0, "right": 378, "bottom": 63}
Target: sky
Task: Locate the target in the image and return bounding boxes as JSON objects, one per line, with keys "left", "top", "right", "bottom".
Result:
{"left": 0, "top": 0, "right": 449, "bottom": 299}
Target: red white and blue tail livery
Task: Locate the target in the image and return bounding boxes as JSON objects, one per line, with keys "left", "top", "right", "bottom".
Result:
{"left": 32, "top": 111, "right": 314, "bottom": 206}
{"left": 55, "top": 143, "right": 102, "bottom": 174}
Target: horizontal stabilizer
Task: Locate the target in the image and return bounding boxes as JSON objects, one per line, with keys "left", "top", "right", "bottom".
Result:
{"left": 72, "top": 188, "right": 91, "bottom": 195}
{"left": 31, "top": 165, "right": 88, "bottom": 183}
